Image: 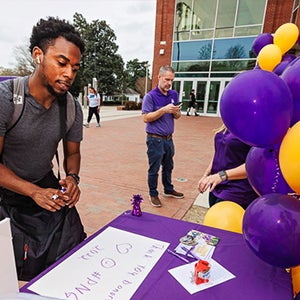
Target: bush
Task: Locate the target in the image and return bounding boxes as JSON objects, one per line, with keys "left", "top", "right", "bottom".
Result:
{"left": 123, "top": 101, "right": 142, "bottom": 110}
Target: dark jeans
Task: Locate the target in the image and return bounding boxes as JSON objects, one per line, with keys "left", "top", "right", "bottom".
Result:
{"left": 87, "top": 106, "right": 100, "bottom": 123}
{"left": 209, "top": 192, "right": 223, "bottom": 207}
{"left": 209, "top": 192, "right": 247, "bottom": 209}
{"left": 146, "top": 136, "right": 174, "bottom": 197}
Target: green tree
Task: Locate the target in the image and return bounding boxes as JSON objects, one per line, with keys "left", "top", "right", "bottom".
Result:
{"left": 125, "top": 59, "right": 150, "bottom": 96}
{"left": 73, "top": 13, "right": 125, "bottom": 97}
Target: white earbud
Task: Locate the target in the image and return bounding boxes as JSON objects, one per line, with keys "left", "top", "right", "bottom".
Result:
{"left": 36, "top": 56, "right": 40, "bottom": 64}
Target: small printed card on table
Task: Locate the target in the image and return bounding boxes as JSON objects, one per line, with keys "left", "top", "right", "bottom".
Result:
{"left": 175, "top": 229, "right": 220, "bottom": 261}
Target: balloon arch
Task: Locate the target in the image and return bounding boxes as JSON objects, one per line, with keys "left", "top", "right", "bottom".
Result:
{"left": 202, "top": 22, "right": 300, "bottom": 298}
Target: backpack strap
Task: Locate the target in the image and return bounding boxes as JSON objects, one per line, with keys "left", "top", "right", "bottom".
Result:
{"left": 8, "top": 78, "right": 75, "bottom": 133}
{"left": 7, "top": 77, "right": 26, "bottom": 133}
{"left": 65, "top": 92, "right": 76, "bottom": 132}
{"left": 56, "top": 92, "right": 77, "bottom": 180}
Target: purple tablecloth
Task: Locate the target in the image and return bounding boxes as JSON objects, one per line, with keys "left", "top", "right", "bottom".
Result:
{"left": 21, "top": 211, "right": 293, "bottom": 300}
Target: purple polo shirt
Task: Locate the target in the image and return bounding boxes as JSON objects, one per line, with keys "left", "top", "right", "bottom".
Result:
{"left": 142, "top": 86, "right": 179, "bottom": 136}
{"left": 211, "top": 129, "right": 258, "bottom": 207}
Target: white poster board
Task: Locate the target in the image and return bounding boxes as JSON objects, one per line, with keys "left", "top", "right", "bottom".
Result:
{"left": 27, "top": 227, "right": 169, "bottom": 300}
{"left": 0, "top": 218, "right": 19, "bottom": 295}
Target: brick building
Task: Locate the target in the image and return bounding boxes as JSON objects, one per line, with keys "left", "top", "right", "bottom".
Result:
{"left": 151, "top": 0, "right": 300, "bottom": 116}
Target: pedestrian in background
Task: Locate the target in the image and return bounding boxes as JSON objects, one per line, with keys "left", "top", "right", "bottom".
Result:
{"left": 142, "top": 65, "right": 184, "bottom": 207}
{"left": 187, "top": 89, "right": 199, "bottom": 116}
{"left": 84, "top": 86, "right": 101, "bottom": 127}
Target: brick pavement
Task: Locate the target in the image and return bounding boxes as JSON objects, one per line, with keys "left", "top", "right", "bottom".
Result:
{"left": 77, "top": 107, "right": 222, "bottom": 236}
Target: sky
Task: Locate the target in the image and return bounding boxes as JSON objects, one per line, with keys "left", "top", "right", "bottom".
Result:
{"left": 0, "top": 0, "right": 156, "bottom": 69}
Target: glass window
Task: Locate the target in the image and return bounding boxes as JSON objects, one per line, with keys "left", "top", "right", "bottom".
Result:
{"left": 172, "top": 61, "right": 210, "bottom": 72}
{"left": 182, "top": 81, "right": 193, "bottom": 102}
{"left": 235, "top": 25, "right": 262, "bottom": 37}
{"left": 236, "top": 0, "right": 266, "bottom": 26}
{"left": 192, "top": 0, "right": 217, "bottom": 30}
{"left": 190, "top": 30, "right": 214, "bottom": 40}
{"left": 196, "top": 81, "right": 207, "bottom": 113}
{"left": 211, "top": 59, "right": 256, "bottom": 71}
{"left": 173, "top": 40, "right": 213, "bottom": 61}
{"left": 292, "top": 0, "right": 299, "bottom": 23}
{"left": 207, "top": 81, "right": 220, "bottom": 113}
{"left": 216, "top": 0, "right": 237, "bottom": 29}
{"left": 215, "top": 28, "right": 234, "bottom": 38}
{"left": 172, "top": 81, "right": 181, "bottom": 95}
{"left": 175, "top": 0, "right": 193, "bottom": 34}
{"left": 174, "top": 72, "right": 210, "bottom": 78}
{"left": 213, "top": 37, "right": 255, "bottom": 59}
{"left": 174, "top": 31, "right": 190, "bottom": 41}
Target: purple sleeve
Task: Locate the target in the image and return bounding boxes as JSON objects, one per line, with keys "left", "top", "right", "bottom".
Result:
{"left": 142, "top": 94, "right": 154, "bottom": 114}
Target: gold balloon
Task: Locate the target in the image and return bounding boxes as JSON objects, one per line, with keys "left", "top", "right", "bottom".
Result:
{"left": 274, "top": 23, "right": 299, "bottom": 54}
{"left": 203, "top": 201, "right": 245, "bottom": 234}
{"left": 279, "top": 122, "right": 300, "bottom": 194}
{"left": 257, "top": 44, "right": 282, "bottom": 72}
{"left": 292, "top": 265, "right": 300, "bottom": 297}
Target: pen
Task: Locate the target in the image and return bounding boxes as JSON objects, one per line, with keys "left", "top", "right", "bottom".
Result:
{"left": 167, "top": 249, "right": 189, "bottom": 263}
{"left": 181, "top": 246, "right": 199, "bottom": 260}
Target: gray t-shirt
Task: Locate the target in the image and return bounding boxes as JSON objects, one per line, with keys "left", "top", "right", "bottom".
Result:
{"left": 0, "top": 77, "right": 83, "bottom": 182}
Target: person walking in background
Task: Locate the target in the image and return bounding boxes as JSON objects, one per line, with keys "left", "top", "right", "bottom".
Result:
{"left": 142, "top": 65, "right": 184, "bottom": 207}
{"left": 197, "top": 124, "right": 258, "bottom": 210}
{"left": 0, "top": 17, "right": 86, "bottom": 280}
{"left": 187, "top": 89, "right": 199, "bottom": 116}
{"left": 83, "top": 86, "right": 101, "bottom": 127}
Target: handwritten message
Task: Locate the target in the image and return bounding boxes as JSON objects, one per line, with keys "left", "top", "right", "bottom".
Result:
{"left": 27, "top": 227, "right": 169, "bottom": 300}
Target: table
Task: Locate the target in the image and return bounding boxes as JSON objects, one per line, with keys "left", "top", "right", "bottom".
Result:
{"left": 21, "top": 211, "right": 293, "bottom": 300}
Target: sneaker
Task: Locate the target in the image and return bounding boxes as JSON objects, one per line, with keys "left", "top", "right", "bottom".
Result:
{"left": 96, "top": 123, "right": 101, "bottom": 127}
{"left": 149, "top": 196, "right": 162, "bottom": 207}
{"left": 163, "top": 190, "right": 184, "bottom": 199}
{"left": 83, "top": 123, "right": 89, "bottom": 128}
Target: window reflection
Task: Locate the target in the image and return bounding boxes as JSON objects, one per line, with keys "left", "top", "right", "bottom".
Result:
{"left": 173, "top": 37, "right": 255, "bottom": 61}
{"left": 213, "top": 37, "right": 255, "bottom": 59}
{"left": 172, "top": 0, "right": 266, "bottom": 77}
{"left": 174, "top": 0, "right": 266, "bottom": 41}
{"left": 216, "top": 0, "right": 237, "bottom": 29}
{"left": 236, "top": 0, "right": 266, "bottom": 26}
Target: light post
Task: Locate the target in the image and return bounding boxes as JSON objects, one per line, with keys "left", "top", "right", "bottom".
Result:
{"left": 93, "top": 42, "right": 99, "bottom": 87}
{"left": 144, "top": 63, "right": 150, "bottom": 96}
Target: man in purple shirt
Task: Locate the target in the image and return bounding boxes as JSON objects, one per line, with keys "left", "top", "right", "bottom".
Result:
{"left": 142, "top": 65, "right": 184, "bottom": 207}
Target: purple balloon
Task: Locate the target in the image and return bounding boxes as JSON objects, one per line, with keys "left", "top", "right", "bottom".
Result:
{"left": 273, "top": 61, "right": 290, "bottom": 75}
{"left": 246, "top": 147, "right": 293, "bottom": 196}
{"left": 220, "top": 69, "right": 293, "bottom": 147}
{"left": 282, "top": 53, "right": 296, "bottom": 63}
{"left": 252, "top": 33, "right": 273, "bottom": 56}
{"left": 281, "top": 56, "right": 300, "bottom": 126}
{"left": 243, "top": 193, "right": 300, "bottom": 268}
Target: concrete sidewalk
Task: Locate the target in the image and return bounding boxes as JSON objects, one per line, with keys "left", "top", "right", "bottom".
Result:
{"left": 77, "top": 105, "right": 222, "bottom": 236}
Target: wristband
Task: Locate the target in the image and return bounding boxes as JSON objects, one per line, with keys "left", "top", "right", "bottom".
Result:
{"left": 218, "top": 170, "right": 228, "bottom": 182}
{"left": 67, "top": 173, "right": 80, "bottom": 185}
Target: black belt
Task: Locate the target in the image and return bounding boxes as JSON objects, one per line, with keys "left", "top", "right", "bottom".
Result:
{"left": 147, "top": 133, "right": 173, "bottom": 140}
